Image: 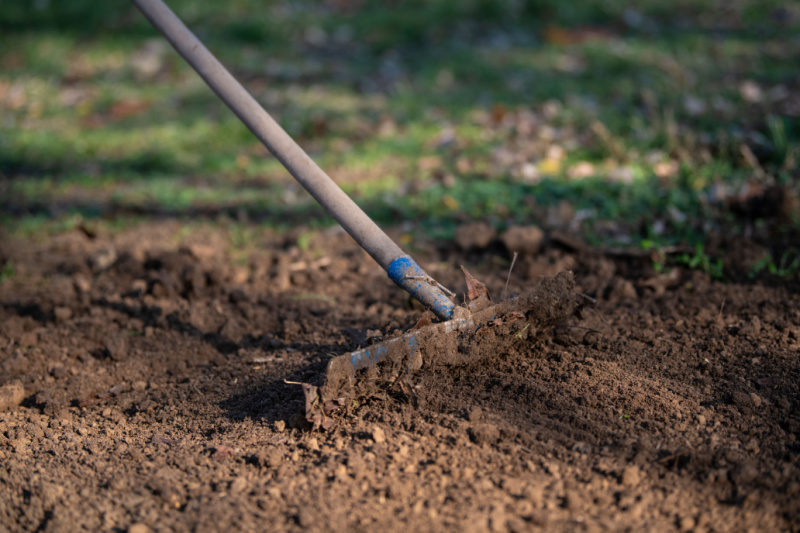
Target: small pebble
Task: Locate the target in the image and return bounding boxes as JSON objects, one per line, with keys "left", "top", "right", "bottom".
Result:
{"left": 731, "top": 391, "right": 752, "bottom": 407}
{"left": 230, "top": 477, "right": 248, "bottom": 493}
{"left": 53, "top": 306, "right": 73, "bottom": 322}
{"left": 296, "top": 508, "right": 314, "bottom": 528}
{"left": 372, "top": 426, "right": 386, "bottom": 444}
{"left": 621, "top": 465, "right": 641, "bottom": 487}
{"left": 749, "top": 393, "right": 762, "bottom": 407}
{"left": 468, "top": 407, "right": 483, "bottom": 423}
{"left": 73, "top": 275, "right": 91, "bottom": 293}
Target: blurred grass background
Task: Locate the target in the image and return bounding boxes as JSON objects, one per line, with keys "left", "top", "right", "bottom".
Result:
{"left": 1, "top": 0, "right": 798, "bottom": 259}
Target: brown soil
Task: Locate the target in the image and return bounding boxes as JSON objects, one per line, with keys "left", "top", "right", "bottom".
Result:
{"left": 1, "top": 222, "right": 799, "bottom": 532}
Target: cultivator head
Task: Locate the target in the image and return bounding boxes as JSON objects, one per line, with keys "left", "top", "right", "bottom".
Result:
{"left": 302, "top": 270, "right": 584, "bottom": 430}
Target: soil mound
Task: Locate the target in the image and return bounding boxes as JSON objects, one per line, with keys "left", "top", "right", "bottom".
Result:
{"left": 0, "top": 223, "right": 798, "bottom": 531}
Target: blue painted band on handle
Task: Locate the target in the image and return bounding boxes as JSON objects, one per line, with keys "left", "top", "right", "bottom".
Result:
{"left": 387, "top": 255, "right": 454, "bottom": 320}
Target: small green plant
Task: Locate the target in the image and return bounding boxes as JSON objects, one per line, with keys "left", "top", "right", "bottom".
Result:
{"left": 296, "top": 230, "right": 315, "bottom": 252}
{"left": 675, "top": 244, "right": 724, "bottom": 280}
{"left": 775, "top": 251, "right": 799, "bottom": 278}
{"left": 0, "top": 260, "right": 14, "bottom": 283}
{"left": 644, "top": 243, "right": 668, "bottom": 274}
{"left": 749, "top": 249, "right": 800, "bottom": 279}
{"left": 766, "top": 115, "right": 790, "bottom": 170}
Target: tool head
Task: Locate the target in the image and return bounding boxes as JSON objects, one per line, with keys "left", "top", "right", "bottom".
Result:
{"left": 301, "top": 270, "right": 584, "bottom": 430}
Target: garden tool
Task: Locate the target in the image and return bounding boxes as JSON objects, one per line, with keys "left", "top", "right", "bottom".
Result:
{"left": 130, "top": 0, "right": 581, "bottom": 428}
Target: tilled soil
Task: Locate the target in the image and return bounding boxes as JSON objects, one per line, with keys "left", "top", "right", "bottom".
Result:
{"left": 0, "top": 222, "right": 799, "bottom": 532}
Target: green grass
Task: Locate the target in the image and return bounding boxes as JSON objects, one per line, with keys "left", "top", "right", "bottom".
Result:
{"left": 1, "top": 0, "right": 799, "bottom": 264}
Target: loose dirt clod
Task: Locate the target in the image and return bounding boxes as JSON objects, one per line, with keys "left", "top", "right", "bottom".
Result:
{"left": 500, "top": 225, "right": 545, "bottom": 255}
{"left": 454, "top": 222, "right": 496, "bottom": 250}
{"left": 0, "top": 381, "right": 25, "bottom": 412}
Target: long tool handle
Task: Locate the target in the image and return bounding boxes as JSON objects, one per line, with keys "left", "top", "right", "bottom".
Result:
{"left": 130, "top": 0, "right": 454, "bottom": 319}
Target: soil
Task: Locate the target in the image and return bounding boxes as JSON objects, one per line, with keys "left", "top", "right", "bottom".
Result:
{"left": 0, "top": 221, "right": 799, "bottom": 532}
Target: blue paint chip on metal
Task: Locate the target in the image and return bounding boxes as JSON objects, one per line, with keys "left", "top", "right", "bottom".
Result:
{"left": 348, "top": 331, "right": 421, "bottom": 371}
{"left": 387, "top": 255, "right": 454, "bottom": 320}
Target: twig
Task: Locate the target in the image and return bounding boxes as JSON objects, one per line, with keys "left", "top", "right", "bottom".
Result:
{"left": 436, "top": 281, "right": 456, "bottom": 297}
{"left": 502, "top": 252, "right": 518, "bottom": 301}
{"left": 250, "top": 356, "right": 277, "bottom": 364}
{"left": 404, "top": 275, "right": 455, "bottom": 297}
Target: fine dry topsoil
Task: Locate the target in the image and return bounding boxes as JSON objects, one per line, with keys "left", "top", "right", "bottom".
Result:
{"left": 0, "top": 221, "right": 798, "bottom": 532}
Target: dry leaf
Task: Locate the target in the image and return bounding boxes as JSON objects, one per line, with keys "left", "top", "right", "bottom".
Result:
{"left": 410, "top": 311, "right": 433, "bottom": 331}
{"left": 460, "top": 266, "right": 490, "bottom": 301}
{"left": 292, "top": 381, "right": 335, "bottom": 431}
